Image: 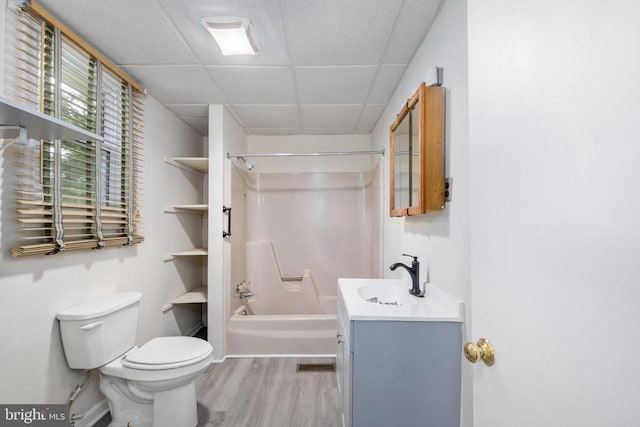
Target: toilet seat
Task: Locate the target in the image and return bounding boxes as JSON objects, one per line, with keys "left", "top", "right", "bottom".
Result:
{"left": 123, "top": 337, "right": 212, "bottom": 371}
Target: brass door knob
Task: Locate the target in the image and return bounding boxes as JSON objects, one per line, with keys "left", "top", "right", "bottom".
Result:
{"left": 464, "top": 338, "right": 495, "bottom": 366}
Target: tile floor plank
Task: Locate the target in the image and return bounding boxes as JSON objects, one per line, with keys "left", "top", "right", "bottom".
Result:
{"left": 195, "top": 357, "right": 340, "bottom": 427}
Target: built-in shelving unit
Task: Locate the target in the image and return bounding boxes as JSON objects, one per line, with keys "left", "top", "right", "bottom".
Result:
{"left": 0, "top": 96, "right": 102, "bottom": 145}
{"left": 164, "top": 156, "right": 210, "bottom": 325}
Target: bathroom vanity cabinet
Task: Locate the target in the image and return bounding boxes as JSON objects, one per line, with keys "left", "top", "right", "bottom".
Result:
{"left": 336, "top": 279, "right": 463, "bottom": 427}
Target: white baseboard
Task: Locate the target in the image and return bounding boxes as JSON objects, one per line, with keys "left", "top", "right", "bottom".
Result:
{"left": 73, "top": 399, "right": 109, "bottom": 427}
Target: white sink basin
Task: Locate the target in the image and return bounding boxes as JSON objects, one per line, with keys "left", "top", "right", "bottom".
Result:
{"left": 339, "top": 278, "right": 465, "bottom": 321}
{"left": 357, "top": 285, "right": 417, "bottom": 306}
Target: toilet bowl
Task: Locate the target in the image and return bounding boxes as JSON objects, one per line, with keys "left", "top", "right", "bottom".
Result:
{"left": 99, "top": 337, "right": 212, "bottom": 427}
{"left": 56, "top": 292, "right": 212, "bottom": 427}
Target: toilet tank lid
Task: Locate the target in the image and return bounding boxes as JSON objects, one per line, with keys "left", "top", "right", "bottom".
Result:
{"left": 57, "top": 292, "right": 142, "bottom": 321}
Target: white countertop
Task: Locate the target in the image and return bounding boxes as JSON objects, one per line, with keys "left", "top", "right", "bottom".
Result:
{"left": 338, "top": 278, "right": 465, "bottom": 322}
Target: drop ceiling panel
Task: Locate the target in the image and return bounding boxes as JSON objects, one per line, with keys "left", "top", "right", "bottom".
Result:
{"left": 282, "top": 0, "right": 403, "bottom": 65}
{"left": 300, "top": 105, "right": 361, "bottom": 129}
{"left": 207, "top": 67, "right": 296, "bottom": 104}
{"left": 122, "top": 65, "right": 226, "bottom": 104}
{"left": 357, "top": 104, "right": 386, "bottom": 132}
{"left": 381, "top": 0, "right": 443, "bottom": 64}
{"left": 38, "top": 0, "right": 198, "bottom": 65}
{"left": 246, "top": 128, "right": 300, "bottom": 135}
{"left": 296, "top": 67, "right": 377, "bottom": 104}
{"left": 367, "top": 65, "right": 407, "bottom": 105}
{"left": 156, "top": 0, "right": 290, "bottom": 66}
{"left": 33, "top": 0, "right": 441, "bottom": 136}
{"left": 301, "top": 128, "right": 363, "bottom": 135}
{"left": 232, "top": 105, "right": 300, "bottom": 129}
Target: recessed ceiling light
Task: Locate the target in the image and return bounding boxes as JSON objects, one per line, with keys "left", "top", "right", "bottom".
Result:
{"left": 202, "top": 16, "right": 259, "bottom": 56}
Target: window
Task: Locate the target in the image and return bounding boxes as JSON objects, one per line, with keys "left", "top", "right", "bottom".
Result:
{"left": 10, "top": 5, "right": 144, "bottom": 257}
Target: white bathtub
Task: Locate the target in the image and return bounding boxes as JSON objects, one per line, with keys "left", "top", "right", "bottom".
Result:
{"left": 227, "top": 304, "right": 337, "bottom": 356}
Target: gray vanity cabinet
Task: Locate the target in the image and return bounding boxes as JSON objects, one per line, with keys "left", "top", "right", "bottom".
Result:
{"left": 336, "top": 296, "right": 462, "bottom": 427}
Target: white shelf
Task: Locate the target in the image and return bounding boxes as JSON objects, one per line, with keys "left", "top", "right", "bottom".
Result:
{"left": 171, "top": 157, "right": 208, "bottom": 173}
{"left": 172, "top": 248, "right": 208, "bottom": 257}
{"left": 168, "top": 204, "right": 208, "bottom": 213}
{"left": 170, "top": 286, "right": 208, "bottom": 304}
{"left": 0, "top": 96, "right": 102, "bottom": 142}
{"left": 163, "top": 248, "right": 208, "bottom": 261}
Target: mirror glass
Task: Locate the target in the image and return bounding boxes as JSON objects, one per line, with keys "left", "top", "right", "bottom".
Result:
{"left": 409, "top": 102, "right": 420, "bottom": 209}
{"left": 393, "top": 113, "right": 410, "bottom": 211}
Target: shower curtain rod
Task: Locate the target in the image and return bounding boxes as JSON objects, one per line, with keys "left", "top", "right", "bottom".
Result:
{"left": 227, "top": 149, "right": 384, "bottom": 159}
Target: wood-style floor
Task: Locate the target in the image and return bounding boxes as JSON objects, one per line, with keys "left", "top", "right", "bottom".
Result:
{"left": 195, "top": 357, "right": 341, "bottom": 427}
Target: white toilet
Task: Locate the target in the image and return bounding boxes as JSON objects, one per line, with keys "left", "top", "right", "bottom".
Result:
{"left": 56, "top": 292, "right": 212, "bottom": 427}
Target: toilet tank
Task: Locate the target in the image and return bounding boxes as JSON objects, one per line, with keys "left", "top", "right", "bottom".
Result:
{"left": 56, "top": 292, "right": 142, "bottom": 369}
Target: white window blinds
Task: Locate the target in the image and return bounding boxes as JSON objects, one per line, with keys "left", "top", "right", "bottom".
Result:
{"left": 11, "top": 7, "right": 144, "bottom": 257}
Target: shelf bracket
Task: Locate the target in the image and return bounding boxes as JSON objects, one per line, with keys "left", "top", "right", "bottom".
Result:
{"left": 0, "top": 126, "right": 27, "bottom": 152}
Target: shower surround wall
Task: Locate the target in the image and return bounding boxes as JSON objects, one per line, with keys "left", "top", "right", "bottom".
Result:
{"left": 225, "top": 135, "right": 382, "bottom": 356}
{"left": 244, "top": 167, "right": 380, "bottom": 308}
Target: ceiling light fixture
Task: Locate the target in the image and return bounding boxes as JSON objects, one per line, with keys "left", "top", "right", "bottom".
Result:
{"left": 202, "top": 16, "right": 259, "bottom": 56}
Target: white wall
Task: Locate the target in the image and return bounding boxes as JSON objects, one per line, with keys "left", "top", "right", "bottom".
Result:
{"left": 468, "top": 1, "right": 640, "bottom": 425}
{"left": 371, "top": 0, "right": 472, "bottom": 424}
{"left": 223, "top": 107, "right": 248, "bottom": 340}
{"left": 242, "top": 133, "right": 381, "bottom": 301}
{"left": 228, "top": 166, "right": 247, "bottom": 317}
{"left": 208, "top": 105, "right": 247, "bottom": 359}
{"left": 244, "top": 169, "right": 380, "bottom": 300}
{"left": 247, "top": 134, "right": 375, "bottom": 173}
{"left": 0, "top": 92, "right": 204, "bottom": 415}
{"left": 0, "top": 3, "right": 6, "bottom": 95}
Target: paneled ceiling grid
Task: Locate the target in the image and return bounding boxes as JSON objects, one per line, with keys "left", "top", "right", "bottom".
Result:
{"left": 37, "top": 0, "right": 444, "bottom": 136}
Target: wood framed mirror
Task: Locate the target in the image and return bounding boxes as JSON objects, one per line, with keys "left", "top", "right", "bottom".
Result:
{"left": 389, "top": 82, "right": 445, "bottom": 217}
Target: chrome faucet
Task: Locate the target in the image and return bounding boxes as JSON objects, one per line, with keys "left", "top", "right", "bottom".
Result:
{"left": 390, "top": 254, "right": 424, "bottom": 297}
{"left": 235, "top": 281, "right": 254, "bottom": 299}
{"left": 238, "top": 290, "right": 254, "bottom": 299}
